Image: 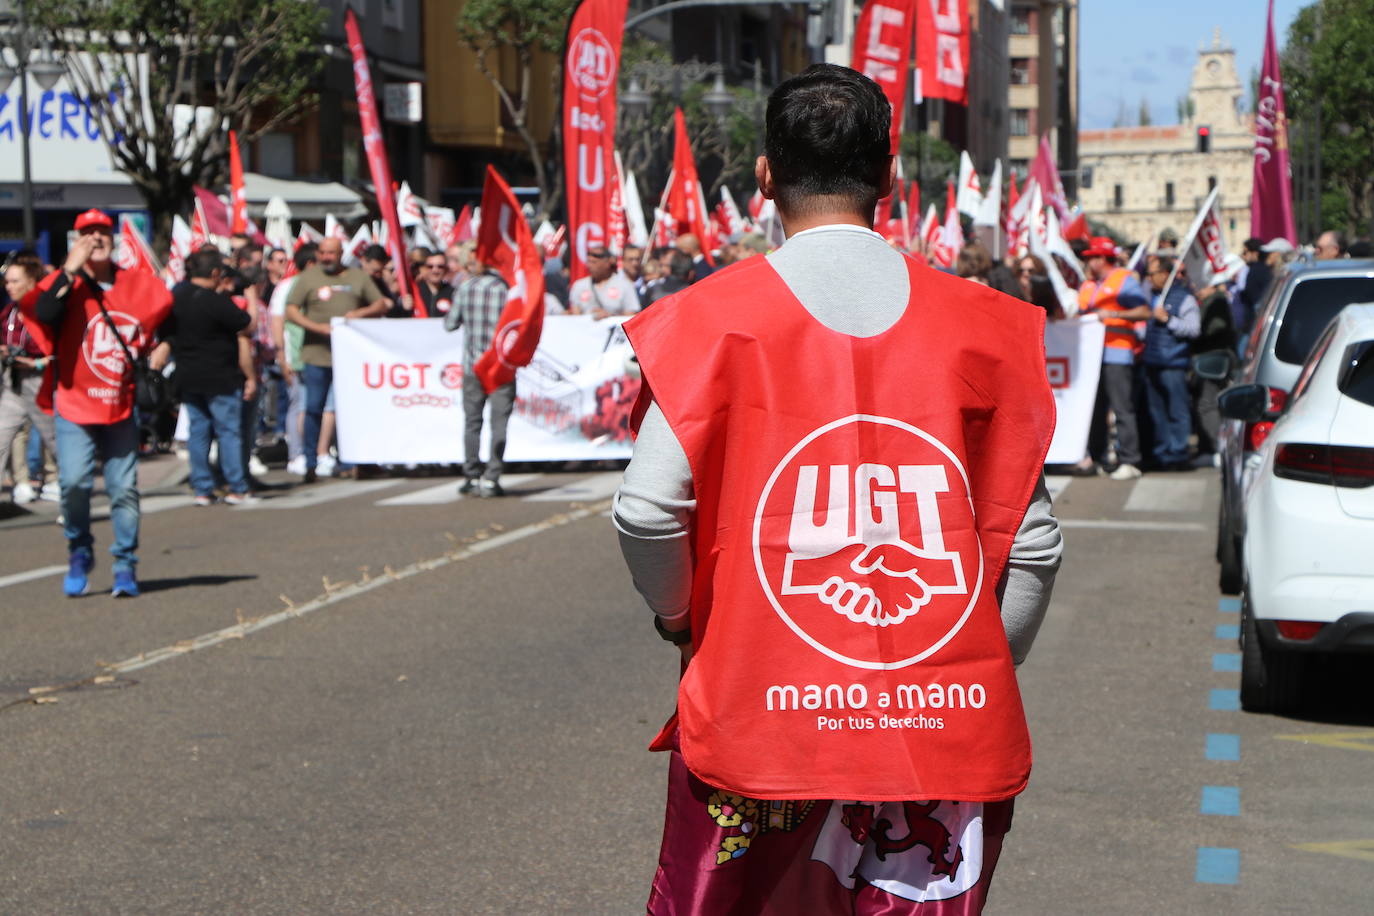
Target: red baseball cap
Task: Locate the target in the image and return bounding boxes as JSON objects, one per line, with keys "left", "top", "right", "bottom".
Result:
{"left": 1081, "top": 236, "right": 1118, "bottom": 259}
{"left": 74, "top": 209, "right": 114, "bottom": 231}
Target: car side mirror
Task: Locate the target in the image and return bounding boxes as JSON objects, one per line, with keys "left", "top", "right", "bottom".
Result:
{"left": 1192, "top": 349, "right": 1235, "bottom": 382}
{"left": 1217, "top": 383, "right": 1268, "bottom": 422}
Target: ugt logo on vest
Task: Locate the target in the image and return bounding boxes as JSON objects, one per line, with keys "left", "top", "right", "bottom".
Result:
{"left": 752, "top": 415, "right": 983, "bottom": 670}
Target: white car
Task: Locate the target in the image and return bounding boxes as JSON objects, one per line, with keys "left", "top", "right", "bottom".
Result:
{"left": 1219, "top": 303, "right": 1374, "bottom": 713}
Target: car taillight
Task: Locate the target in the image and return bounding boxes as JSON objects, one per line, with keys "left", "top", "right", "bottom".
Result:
{"left": 1275, "top": 620, "right": 1325, "bottom": 641}
{"left": 1247, "top": 421, "right": 1274, "bottom": 450}
{"left": 1265, "top": 386, "right": 1288, "bottom": 413}
{"left": 1274, "top": 443, "right": 1374, "bottom": 488}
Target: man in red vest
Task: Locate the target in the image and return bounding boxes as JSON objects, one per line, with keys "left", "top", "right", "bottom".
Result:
{"left": 21, "top": 209, "right": 174, "bottom": 598}
{"left": 616, "top": 65, "right": 1062, "bottom": 914}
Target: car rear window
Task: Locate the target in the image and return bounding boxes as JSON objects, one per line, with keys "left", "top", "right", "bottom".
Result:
{"left": 1276, "top": 277, "right": 1374, "bottom": 364}
{"left": 1340, "top": 341, "right": 1374, "bottom": 407}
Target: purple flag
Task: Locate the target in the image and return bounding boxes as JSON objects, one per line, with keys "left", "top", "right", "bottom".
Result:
{"left": 1251, "top": 0, "right": 1296, "bottom": 245}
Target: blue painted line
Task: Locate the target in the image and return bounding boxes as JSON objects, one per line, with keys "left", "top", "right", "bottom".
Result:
{"left": 1215, "top": 623, "right": 1240, "bottom": 640}
{"left": 1218, "top": 597, "right": 1241, "bottom": 613}
{"left": 1201, "top": 785, "right": 1241, "bottom": 816}
{"left": 1210, "top": 688, "right": 1240, "bottom": 711}
{"left": 1213, "top": 652, "right": 1242, "bottom": 672}
{"left": 1196, "top": 847, "right": 1240, "bottom": 884}
{"left": 1206, "top": 733, "right": 1241, "bottom": 761}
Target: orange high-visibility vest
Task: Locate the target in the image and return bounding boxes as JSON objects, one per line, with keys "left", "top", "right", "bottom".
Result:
{"left": 1078, "top": 266, "right": 1144, "bottom": 355}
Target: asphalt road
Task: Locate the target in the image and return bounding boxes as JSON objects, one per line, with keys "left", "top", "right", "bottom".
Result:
{"left": 1, "top": 462, "right": 1370, "bottom": 914}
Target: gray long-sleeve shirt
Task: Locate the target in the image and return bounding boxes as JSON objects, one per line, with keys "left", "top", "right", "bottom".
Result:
{"left": 614, "top": 224, "right": 1062, "bottom": 664}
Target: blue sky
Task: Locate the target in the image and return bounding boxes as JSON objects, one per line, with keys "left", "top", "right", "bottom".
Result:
{"left": 1079, "top": 0, "right": 1307, "bottom": 129}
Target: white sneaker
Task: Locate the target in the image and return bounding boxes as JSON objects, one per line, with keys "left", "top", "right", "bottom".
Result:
{"left": 286, "top": 455, "right": 308, "bottom": 476}
{"left": 248, "top": 455, "right": 269, "bottom": 476}
{"left": 39, "top": 481, "right": 60, "bottom": 501}
{"left": 315, "top": 454, "right": 337, "bottom": 478}
{"left": 12, "top": 481, "right": 36, "bottom": 504}
{"left": 1108, "top": 463, "right": 1143, "bottom": 481}
{"left": 223, "top": 492, "right": 260, "bottom": 506}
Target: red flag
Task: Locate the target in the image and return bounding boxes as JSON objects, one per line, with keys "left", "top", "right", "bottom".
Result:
{"left": 114, "top": 214, "right": 162, "bottom": 277}
{"left": 851, "top": 0, "right": 916, "bottom": 153}
{"left": 917, "top": 0, "right": 969, "bottom": 105}
{"left": 473, "top": 166, "right": 546, "bottom": 394}
{"left": 228, "top": 130, "right": 248, "bottom": 235}
{"left": 906, "top": 180, "right": 921, "bottom": 242}
{"left": 454, "top": 204, "right": 475, "bottom": 244}
{"left": 666, "top": 108, "right": 715, "bottom": 266}
{"left": 608, "top": 153, "right": 627, "bottom": 255}
{"left": 1030, "top": 135, "right": 1069, "bottom": 222}
{"left": 1004, "top": 173, "right": 1021, "bottom": 240}
{"left": 562, "top": 0, "right": 631, "bottom": 283}
{"left": 1251, "top": 0, "right": 1296, "bottom": 245}
{"left": 344, "top": 8, "right": 424, "bottom": 317}
{"left": 1063, "top": 210, "right": 1090, "bottom": 242}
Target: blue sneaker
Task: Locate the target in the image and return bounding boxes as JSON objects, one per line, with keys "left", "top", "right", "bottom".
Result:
{"left": 111, "top": 568, "right": 140, "bottom": 598}
{"left": 63, "top": 548, "right": 93, "bottom": 597}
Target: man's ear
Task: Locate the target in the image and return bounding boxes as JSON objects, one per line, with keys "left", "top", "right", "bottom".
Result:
{"left": 878, "top": 156, "right": 896, "bottom": 200}
{"left": 755, "top": 156, "right": 775, "bottom": 200}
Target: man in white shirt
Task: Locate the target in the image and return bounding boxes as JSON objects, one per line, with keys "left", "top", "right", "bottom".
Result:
{"left": 568, "top": 245, "right": 640, "bottom": 318}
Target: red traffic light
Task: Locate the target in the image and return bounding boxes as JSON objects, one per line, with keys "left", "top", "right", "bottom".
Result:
{"left": 1198, "top": 126, "right": 1210, "bottom": 136}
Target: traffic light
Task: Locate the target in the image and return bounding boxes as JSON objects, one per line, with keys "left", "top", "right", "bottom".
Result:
{"left": 1197, "top": 125, "right": 1211, "bottom": 153}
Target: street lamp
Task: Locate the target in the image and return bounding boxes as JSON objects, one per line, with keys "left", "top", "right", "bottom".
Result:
{"left": 0, "top": 3, "right": 66, "bottom": 250}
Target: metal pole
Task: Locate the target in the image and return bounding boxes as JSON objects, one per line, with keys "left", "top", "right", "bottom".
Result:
{"left": 17, "top": 0, "right": 33, "bottom": 249}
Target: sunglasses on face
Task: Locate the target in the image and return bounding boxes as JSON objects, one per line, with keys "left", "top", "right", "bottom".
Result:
{"left": 587, "top": 251, "right": 611, "bottom": 259}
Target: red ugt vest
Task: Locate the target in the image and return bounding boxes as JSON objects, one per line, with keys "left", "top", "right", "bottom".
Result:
{"left": 625, "top": 255, "right": 1055, "bottom": 802}
{"left": 19, "top": 268, "right": 174, "bottom": 425}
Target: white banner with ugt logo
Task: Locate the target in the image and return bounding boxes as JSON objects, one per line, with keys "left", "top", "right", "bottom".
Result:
{"left": 329, "top": 316, "right": 640, "bottom": 465}
{"left": 1044, "top": 317, "right": 1106, "bottom": 464}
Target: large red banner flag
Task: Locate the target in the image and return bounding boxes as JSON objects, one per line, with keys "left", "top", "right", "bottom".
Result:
{"left": 666, "top": 108, "right": 715, "bottom": 266}
{"left": 917, "top": 0, "right": 969, "bottom": 106}
{"left": 344, "top": 8, "right": 425, "bottom": 317}
{"left": 228, "top": 130, "right": 248, "bottom": 235}
{"left": 473, "top": 165, "right": 546, "bottom": 393}
{"left": 1251, "top": 0, "right": 1296, "bottom": 245}
{"left": 850, "top": 0, "right": 916, "bottom": 153}
{"left": 562, "top": 0, "right": 631, "bottom": 284}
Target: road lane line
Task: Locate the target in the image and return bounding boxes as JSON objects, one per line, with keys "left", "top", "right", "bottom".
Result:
{"left": 521, "top": 472, "right": 622, "bottom": 503}
{"left": 1292, "top": 840, "right": 1374, "bottom": 863}
{"left": 1218, "top": 597, "right": 1241, "bottom": 613}
{"left": 1123, "top": 477, "right": 1207, "bottom": 512}
{"left": 1044, "top": 477, "right": 1073, "bottom": 499}
{"left": 374, "top": 474, "right": 543, "bottom": 507}
{"left": 0, "top": 564, "right": 68, "bottom": 590}
{"left": 1209, "top": 689, "right": 1240, "bottom": 711}
{"left": 1059, "top": 519, "right": 1206, "bottom": 532}
{"left": 104, "top": 500, "right": 611, "bottom": 675}
{"left": 1275, "top": 732, "right": 1374, "bottom": 753}
{"left": 1201, "top": 786, "right": 1241, "bottom": 816}
{"left": 1205, "top": 734, "right": 1240, "bottom": 761}
{"left": 1196, "top": 848, "right": 1240, "bottom": 884}
{"left": 1212, "top": 652, "right": 1242, "bottom": 672}
{"left": 235, "top": 479, "right": 403, "bottom": 510}
{"left": 1215, "top": 623, "right": 1239, "bottom": 640}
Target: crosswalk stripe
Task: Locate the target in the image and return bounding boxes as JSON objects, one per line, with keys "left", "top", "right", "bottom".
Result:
{"left": 1045, "top": 477, "right": 1073, "bottom": 499}
{"left": 375, "top": 474, "right": 543, "bottom": 506}
{"left": 236, "top": 479, "right": 403, "bottom": 511}
{"left": 1123, "top": 477, "right": 1207, "bottom": 512}
{"left": 521, "top": 471, "right": 623, "bottom": 503}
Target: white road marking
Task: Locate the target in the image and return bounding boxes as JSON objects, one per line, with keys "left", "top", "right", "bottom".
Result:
{"left": 1045, "top": 477, "right": 1073, "bottom": 499}
{"left": 235, "top": 479, "right": 403, "bottom": 510}
{"left": 0, "top": 564, "right": 68, "bottom": 590}
{"left": 1061, "top": 519, "right": 1206, "bottom": 532}
{"left": 374, "top": 474, "right": 543, "bottom": 506}
{"left": 521, "top": 471, "right": 623, "bottom": 502}
{"left": 105, "top": 501, "right": 611, "bottom": 675}
{"left": 1123, "top": 477, "right": 1208, "bottom": 513}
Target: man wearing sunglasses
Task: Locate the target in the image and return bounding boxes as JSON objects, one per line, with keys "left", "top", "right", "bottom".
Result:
{"left": 568, "top": 246, "right": 639, "bottom": 319}
{"left": 417, "top": 252, "right": 454, "bottom": 316}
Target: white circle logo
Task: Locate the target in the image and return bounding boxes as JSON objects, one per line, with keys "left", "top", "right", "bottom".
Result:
{"left": 751, "top": 415, "right": 984, "bottom": 670}
{"left": 567, "top": 29, "right": 617, "bottom": 101}
{"left": 82, "top": 311, "right": 143, "bottom": 385}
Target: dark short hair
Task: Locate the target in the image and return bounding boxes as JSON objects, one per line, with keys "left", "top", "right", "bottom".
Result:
{"left": 764, "top": 63, "right": 891, "bottom": 216}
{"left": 1153, "top": 255, "right": 1176, "bottom": 275}
{"left": 1243, "top": 237, "right": 1264, "bottom": 254}
{"left": 361, "top": 244, "right": 389, "bottom": 263}
{"left": 1347, "top": 237, "right": 1373, "bottom": 258}
{"left": 294, "top": 243, "right": 318, "bottom": 272}
{"left": 666, "top": 249, "right": 693, "bottom": 282}
{"left": 187, "top": 248, "right": 226, "bottom": 279}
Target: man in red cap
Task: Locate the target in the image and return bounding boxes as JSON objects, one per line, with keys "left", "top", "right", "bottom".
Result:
{"left": 19, "top": 208, "right": 174, "bottom": 597}
{"left": 1076, "top": 236, "right": 1151, "bottom": 479}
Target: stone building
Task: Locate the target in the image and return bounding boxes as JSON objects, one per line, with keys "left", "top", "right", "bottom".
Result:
{"left": 1077, "top": 29, "right": 1251, "bottom": 245}
{"left": 1008, "top": 0, "right": 1079, "bottom": 192}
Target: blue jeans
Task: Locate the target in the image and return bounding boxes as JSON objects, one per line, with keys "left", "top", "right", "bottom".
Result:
{"left": 1144, "top": 365, "right": 1192, "bottom": 465}
{"left": 182, "top": 390, "right": 247, "bottom": 495}
{"left": 55, "top": 411, "right": 140, "bottom": 571}
{"left": 26, "top": 420, "right": 43, "bottom": 479}
{"left": 302, "top": 363, "right": 332, "bottom": 472}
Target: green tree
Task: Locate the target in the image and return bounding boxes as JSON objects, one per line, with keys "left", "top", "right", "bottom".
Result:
{"left": 1284, "top": 0, "right": 1374, "bottom": 233}
{"left": 457, "top": 0, "right": 575, "bottom": 219}
{"left": 34, "top": 0, "right": 325, "bottom": 253}
{"left": 1138, "top": 98, "right": 1152, "bottom": 127}
{"left": 899, "top": 131, "right": 958, "bottom": 215}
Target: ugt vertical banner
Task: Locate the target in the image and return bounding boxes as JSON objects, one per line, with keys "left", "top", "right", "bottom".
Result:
{"left": 344, "top": 8, "right": 424, "bottom": 316}
{"left": 562, "top": 0, "right": 630, "bottom": 284}
{"left": 917, "top": 0, "right": 969, "bottom": 106}
{"left": 850, "top": 0, "right": 916, "bottom": 154}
